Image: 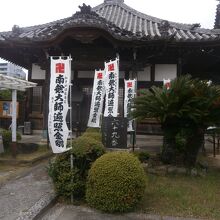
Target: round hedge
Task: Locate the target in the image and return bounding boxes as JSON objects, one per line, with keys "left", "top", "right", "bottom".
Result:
{"left": 81, "top": 132, "right": 102, "bottom": 142}
{"left": 86, "top": 151, "right": 146, "bottom": 213}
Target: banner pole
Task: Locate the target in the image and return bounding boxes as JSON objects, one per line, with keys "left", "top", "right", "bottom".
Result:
{"left": 117, "top": 56, "right": 120, "bottom": 116}
{"left": 132, "top": 78, "right": 138, "bottom": 152}
{"left": 69, "top": 55, "right": 74, "bottom": 203}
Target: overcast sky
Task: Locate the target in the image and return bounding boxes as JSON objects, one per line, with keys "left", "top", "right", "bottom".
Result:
{"left": 0, "top": 0, "right": 218, "bottom": 32}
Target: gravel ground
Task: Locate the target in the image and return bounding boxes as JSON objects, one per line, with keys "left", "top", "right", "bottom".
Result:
{"left": 0, "top": 161, "right": 55, "bottom": 220}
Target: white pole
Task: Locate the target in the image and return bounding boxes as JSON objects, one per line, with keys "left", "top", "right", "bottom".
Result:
{"left": 70, "top": 81, "right": 73, "bottom": 203}
{"left": 69, "top": 55, "right": 74, "bottom": 203}
{"left": 12, "top": 89, "right": 17, "bottom": 142}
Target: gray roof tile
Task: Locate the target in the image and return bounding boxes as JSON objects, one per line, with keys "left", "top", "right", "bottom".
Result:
{"left": 93, "top": 0, "right": 220, "bottom": 41}
{"left": 0, "top": 0, "right": 219, "bottom": 43}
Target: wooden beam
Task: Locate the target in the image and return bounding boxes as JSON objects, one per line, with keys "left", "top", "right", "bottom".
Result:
{"left": 150, "top": 64, "right": 155, "bottom": 82}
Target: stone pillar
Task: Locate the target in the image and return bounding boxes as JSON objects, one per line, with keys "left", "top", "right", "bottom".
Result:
{"left": 177, "top": 57, "right": 182, "bottom": 77}
{"left": 42, "top": 63, "right": 50, "bottom": 139}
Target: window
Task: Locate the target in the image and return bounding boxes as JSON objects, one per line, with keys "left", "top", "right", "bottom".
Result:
{"left": 0, "top": 68, "right": 7, "bottom": 71}
{"left": 32, "top": 86, "right": 42, "bottom": 113}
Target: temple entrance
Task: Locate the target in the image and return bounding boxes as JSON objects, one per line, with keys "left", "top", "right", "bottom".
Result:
{"left": 71, "top": 83, "right": 125, "bottom": 132}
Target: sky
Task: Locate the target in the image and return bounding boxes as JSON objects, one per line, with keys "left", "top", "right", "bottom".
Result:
{"left": 0, "top": 0, "right": 218, "bottom": 72}
{"left": 0, "top": 0, "right": 218, "bottom": 32}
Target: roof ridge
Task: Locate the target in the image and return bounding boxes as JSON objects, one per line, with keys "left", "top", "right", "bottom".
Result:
{"left": 0, "top": 2, "right": 219, "bottom": 43}
{"left": 94, "top": 1, "right": 215, "bottom": 34}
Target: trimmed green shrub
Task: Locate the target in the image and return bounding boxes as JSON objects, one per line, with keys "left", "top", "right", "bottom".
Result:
{"left": 85, "top": 127, "right": 100, "bottom": 133}
{"left": 71, "top": 136, "right": 105, "bottom": 174}
{"left": 86, "top": 151, "right": 147, "bottom": 213}
{"left": 48, "top": 152, "right": 85, "bottom": 199}
{"left": 0, "top": 129, "right": 21, "bottom": 151}
{"left": 48, "top": 136, "right": 105, "bottom": 200}
{"left": 81, "top": 132, "right": 102, "bottom": 142}
{"left": 133, "top": 151, "right": 150, "bottom": 163}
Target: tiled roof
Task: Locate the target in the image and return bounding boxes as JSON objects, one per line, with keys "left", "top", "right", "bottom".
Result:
{"left": 94, "top": 1, "right": 220, "bottom": 41}
{"left": 0, "top": 0, "right": 219, "bottom": 44}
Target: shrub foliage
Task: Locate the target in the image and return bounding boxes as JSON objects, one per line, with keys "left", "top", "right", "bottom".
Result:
{"left": 48, "top": 135, "right": 105, "bottom": 200}
{"left": 86, "top": 151, "right": 146, "bottom": 213}
{"left": 133, "top": 75, "right": 220, "bottom": 166}
{"left": 0, "top": 129, "right": 21, "bottom": 151}
{"left": 133, "top": 151, "right": 150, "bottom": 163}
{"left": 81, "top": 132, "right": 102, "bottom": 142}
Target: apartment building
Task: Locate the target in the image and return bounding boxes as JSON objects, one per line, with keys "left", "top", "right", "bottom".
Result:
{"left": 0, "top": 62, "right": 26, "bottom": 79}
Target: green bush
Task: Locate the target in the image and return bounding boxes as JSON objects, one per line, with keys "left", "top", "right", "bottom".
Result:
{"left": 81, "top": 132, "right": 102, "bottom": 142}
{"left": 133, "top": 151, "right": 150, "bottom": 163}
{"left": 86, "top": 151, "right": 147, "bottom": 213}
{"left": 71, "top": 136, "right": 105, "bottom": 173}
{"left": 48, "top": 153, "right": 85, "bottom": 199}
{"left": 0, "top": 129, "right": 21, "bottom": 151}
{"left": 133, "top": 75, "right": 220, "bottom": 166}
{"left": 48, "top": 136, "right": 105, "bottom": 200}
{"left": 85, "top": 127, "right": 101, "bottom": 133}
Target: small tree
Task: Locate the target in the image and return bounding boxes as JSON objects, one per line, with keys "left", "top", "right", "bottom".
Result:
{"left": 133, "top": 75, "right": 220, "bottom": 167}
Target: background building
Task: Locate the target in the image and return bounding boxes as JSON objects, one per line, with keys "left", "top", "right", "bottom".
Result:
{"left": 0, "top": 62, "right": 26, "bottom": 79}
{"left": 0, "top": 0, "right": 220, "bottom": 132}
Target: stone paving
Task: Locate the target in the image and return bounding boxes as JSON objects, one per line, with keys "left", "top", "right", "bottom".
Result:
{"left": 0, "top": 161, "right": 55, "bottom": 220}
{"left": 40, "top": 203, "right": 206, "bottom": 220}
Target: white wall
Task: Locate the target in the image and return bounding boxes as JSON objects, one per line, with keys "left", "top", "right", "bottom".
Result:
{"left": 31, "top": 64, "right": 46, "bottom": 80}
{"left": 136, "top": 66, "right": 151, "bottom": 81}
{"left": 155, "top": 64, "right": 177, "bottom": 81}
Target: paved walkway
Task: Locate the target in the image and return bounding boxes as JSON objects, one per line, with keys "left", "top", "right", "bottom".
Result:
{"left": 0, "top": 161, "right": 55, "bottom": 220}
{"left": 40, "top": 203, "right": 205, "bottom": 220}
{"left": 19, "top": 133, "right": 215, "bottom": 155}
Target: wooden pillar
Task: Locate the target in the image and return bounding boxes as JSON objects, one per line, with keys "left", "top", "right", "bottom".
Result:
{"left": 43, "top": 63, "right": 50, "bottom": 135}
{"left": 177, "top": 57, "right": 182, "bottom": 76}
{"left": 132, "top": 49, "right": 138, "bottom": 79}
{"left": 73, "top": 69, "right": 78, "bottom": 82}
{"left": 125, "top": 69, "right": 129, "bottom": 80}
{"left": 150, "top": 64, "right": 155, "bottom": 83}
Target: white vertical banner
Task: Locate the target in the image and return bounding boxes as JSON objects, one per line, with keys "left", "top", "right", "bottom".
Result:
{"left": 48, "top": 57, "right": 71, "bottom": 153}
{"left": 163, "top": 78, "right": 171, "bottom": 90}
{"left": 124, "top": 79, "right": 136, "bottom": 131}
{"left": 104, "top": 58, "right": 119, "bottom": 117}
{"left": 88, "top": 70, "right": 105, "bottom": 127}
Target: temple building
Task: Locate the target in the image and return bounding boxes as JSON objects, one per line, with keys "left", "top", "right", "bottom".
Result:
{"left": 0, "top": 0, "right": 220, "bottom": 132}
